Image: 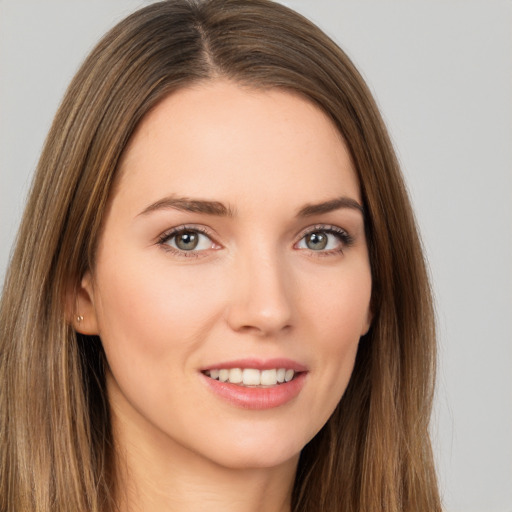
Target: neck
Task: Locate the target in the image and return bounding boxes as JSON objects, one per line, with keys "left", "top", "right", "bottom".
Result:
{"left": 109, "top": 390, "right": 298, "bottom": 512}
{"left": 117, "top": 453, "right": 296, "bottom": 512}
{"left": 114, "top": 432, "right": 297, "bottom": 512}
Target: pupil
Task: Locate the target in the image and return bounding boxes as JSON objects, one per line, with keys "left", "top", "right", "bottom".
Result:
{"left": 307, "top": 232, "right": 327, "bottom": 250}
{"left": 176, "top": 231, "right": 198, "bottom": 250}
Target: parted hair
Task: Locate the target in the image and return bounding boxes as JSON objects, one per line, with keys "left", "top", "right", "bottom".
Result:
{"left": 0, "top": 1, "right": 441, "bottom": 511}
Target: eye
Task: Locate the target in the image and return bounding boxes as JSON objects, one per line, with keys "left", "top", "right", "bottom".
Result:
{"left": 158, "top": 227, "right": 218, "bottom": 254}
{"left": 302, "top": 232, "right": 330, "bottom": 251}
{"left": 296, "top": 226, "right": 353, "bottom": 253}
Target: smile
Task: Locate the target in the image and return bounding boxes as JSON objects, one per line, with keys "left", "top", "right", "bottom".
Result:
{"left": 203, "top": 368, "right": 296, "bottom": 387}
{"left": 200, "top": 359, "right": 308, "bottom": 409}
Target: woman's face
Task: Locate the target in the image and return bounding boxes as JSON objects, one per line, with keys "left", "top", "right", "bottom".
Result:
{"left": 78, "top": 80, "right": 372, "bottom": 470}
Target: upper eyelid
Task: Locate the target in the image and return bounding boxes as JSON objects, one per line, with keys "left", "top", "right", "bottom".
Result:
{"left": 295, "top": 224, "right": 350, "bottom": 239}
{"left": 157, "top": 224, "right": 217, "bottom": 243}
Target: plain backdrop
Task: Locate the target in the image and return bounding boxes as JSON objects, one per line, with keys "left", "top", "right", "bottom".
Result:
{"left": 1, "top": 1, "right": 511, "bottom": 511}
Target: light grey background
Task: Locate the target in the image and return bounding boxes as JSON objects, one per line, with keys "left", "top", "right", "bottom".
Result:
{"left": 1, "top": 1, "right": 511, "bottom": 511}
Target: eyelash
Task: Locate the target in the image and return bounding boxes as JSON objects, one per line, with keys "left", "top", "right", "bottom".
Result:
{"left": 295, "top": 225, "right": 354, "bottom": 256}
{"left": 156, "top": 224, "right": 354, "bottom": 258}
{"left": 157, "top": 225, "right": 217, "bottom": 258}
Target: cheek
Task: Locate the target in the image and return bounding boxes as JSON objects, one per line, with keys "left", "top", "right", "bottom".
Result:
{"left": 92, "top": 252, "right": 227, "bottom": 366}
{"left": 305, "top": 260, "right": 371, "bottom": 342}
{"left": 302, "top": 262, "right": 371, "bottom": 406}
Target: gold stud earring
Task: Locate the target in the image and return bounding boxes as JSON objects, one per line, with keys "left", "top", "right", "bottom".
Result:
{"left": 76, "top": 315, "right": 84, "bottom": 323}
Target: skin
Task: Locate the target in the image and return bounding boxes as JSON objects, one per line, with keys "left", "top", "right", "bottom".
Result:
{"left": 75, "top": 80, "right": 372, "bottom": 512}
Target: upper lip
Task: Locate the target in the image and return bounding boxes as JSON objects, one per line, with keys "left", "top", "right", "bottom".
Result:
{"left": 200, "top": 358, "right": 308, "bottom": 372}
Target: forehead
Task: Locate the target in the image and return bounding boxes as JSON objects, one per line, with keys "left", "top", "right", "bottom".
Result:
{"left": 115, "top": 80, "right": 361, "bottom": 211}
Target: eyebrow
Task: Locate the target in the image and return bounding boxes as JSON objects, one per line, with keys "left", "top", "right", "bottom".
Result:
{"left": 138, "top": 196, "right": 235, "bottom": 217}
{"left": 137, "top": 195, "right": 364, "bottom": 219}
{"left": 297, "top": 197, "right": 364, "bottom": 217}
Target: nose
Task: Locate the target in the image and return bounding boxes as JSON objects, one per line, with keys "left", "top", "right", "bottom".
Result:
{"left": 225, "top": 248, "right": 294, "bottom": 337}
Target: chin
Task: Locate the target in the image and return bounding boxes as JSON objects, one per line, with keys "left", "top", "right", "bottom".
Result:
{"left": 194, "top": 426, "right": 310, "bottom": 471}
{"left": 210, "top": 446, "right": 301, "bottom": 471}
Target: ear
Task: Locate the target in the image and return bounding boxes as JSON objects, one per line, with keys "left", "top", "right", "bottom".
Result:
{"left": 67, "top": 272, "right": 100, "bottom": 335}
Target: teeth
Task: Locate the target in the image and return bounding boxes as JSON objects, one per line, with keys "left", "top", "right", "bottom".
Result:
{"left": 229, "top": 368, "right": 243, "bottom": 384}
{"left": 261, "top": 369, "right": 277, "bottom": 386}
{"left": 205, "top": 368, "right": 297, "bottom": 386}
{"left": 243, "top": 368, "right": 261, "bottom": 386}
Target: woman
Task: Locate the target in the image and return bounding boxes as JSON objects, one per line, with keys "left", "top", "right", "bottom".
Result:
{"left": 0, "top": 1, "right": 441, "bottom": 511}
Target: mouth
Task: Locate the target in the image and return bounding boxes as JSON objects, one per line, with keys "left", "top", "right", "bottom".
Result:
{"left": 200, "top": 359, "right": 308, "bottom": 409}
{"left": 202, "top": 367, "right": 299, "bottom": 387}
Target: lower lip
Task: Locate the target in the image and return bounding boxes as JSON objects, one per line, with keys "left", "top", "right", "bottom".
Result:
{"left": 201, "top": 372, "right": 307, "bottom": 410}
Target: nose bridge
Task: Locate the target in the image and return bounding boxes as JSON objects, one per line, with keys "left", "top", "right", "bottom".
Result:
{"left": 226, "top": 239, "right": 294, "bottom": 335}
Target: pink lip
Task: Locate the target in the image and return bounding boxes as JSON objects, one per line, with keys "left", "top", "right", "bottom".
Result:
{"left": 199, "top": 358, "right": 308, "bottom": 410}
{"left": 201, "top": 372, "right": 307, "bottom": 410}
{"left": 200, "top": 358, "right": 308, "bottom": 372}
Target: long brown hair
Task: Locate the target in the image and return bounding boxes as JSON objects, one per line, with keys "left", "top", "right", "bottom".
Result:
{"left": 0, "top": 1, "right": 441, "bottom": 510}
